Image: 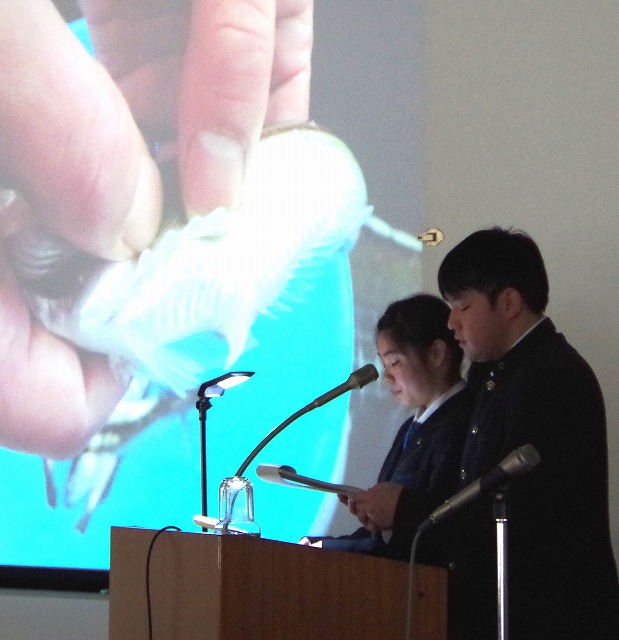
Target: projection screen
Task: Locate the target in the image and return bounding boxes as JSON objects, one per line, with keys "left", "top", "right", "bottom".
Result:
{"left": 0, "top": 1, "right": 423, "bottom": 589}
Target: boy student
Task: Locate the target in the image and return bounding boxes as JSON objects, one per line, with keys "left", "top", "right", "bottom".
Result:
{"left": 349, "top": 228, "right": 619, "bottom": 639}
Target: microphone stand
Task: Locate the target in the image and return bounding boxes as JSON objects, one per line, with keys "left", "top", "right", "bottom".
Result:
{"left": 235, "top": 405, "right": 311, "bottom": 478}
{"left": 236, "top": 364, "right": 378, "bottom": 478}
{"left": 211, "top": 365, "right": 378, "bottom": 535}
{"left": 494, "top": 490, "right": 509, "bottom": 640}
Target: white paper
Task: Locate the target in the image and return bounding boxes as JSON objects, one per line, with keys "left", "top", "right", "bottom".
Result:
{"left": 256, "top": 464, "right": 363, "bottom": 495}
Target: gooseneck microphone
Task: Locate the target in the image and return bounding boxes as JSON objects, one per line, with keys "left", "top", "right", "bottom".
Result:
{"left": 418, "top": 443, "right": 541, "bottom": 531}
{"left": 235, "top": 364, "right": 378, "bottom": 477}
{"left": 307, "top": 363, "right": 380, "bottom": 410}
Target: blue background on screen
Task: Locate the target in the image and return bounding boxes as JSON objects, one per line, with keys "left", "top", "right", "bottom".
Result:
{"left": 0, "top": 252, "right": 355, "bottom": 570}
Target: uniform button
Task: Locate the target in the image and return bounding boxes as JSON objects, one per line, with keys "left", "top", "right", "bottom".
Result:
{"left": 415, "top": 437, "right": 422, "bottom": 445}
{"left": 498, "top": 362, "right": 505, "bottom": 370}
{"left": 471, "top": 424, "right": 479, "bottom": 435}
{"left": 460, "top": 469, "right": 467, "bottom": 482}
{"left": 486, "top": 380, "right": 496, "bottom": 391}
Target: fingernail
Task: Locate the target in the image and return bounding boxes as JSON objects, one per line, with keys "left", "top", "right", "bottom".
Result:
{"left": 184, "top": 132, "right": 245, "bottom": 216}
{"left": 109, "top": 152, "right": 163, "bottom": 260}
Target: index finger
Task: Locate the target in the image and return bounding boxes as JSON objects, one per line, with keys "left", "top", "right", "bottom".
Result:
{"left": 178, "top": 0, "right": 274, "bottom": 215}
{"left": 178, "top": 0, "right": 312, "bottom": 214}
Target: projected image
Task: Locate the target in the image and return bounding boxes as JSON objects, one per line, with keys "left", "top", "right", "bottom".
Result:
{"left": 0, "top": 1, "right": 423, "bottom": 580}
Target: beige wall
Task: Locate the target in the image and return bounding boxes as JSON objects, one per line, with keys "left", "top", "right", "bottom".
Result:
{"left": 421, "top": 1, "right": 619, "bottom": 557}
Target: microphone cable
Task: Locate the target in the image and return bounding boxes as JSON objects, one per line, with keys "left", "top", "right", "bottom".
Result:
{"left": 145, "top": 525, "right": 181, "bottom": 640}
{"left": 404, "top": 528, "right": 424, "bottom": 640}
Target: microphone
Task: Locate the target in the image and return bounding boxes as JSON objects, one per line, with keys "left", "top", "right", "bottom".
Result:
{"left": 306, "top": 363, "right": 379, "bottom": 410}
{"left": 419, "top": 444, "right": 541, "bottom": 531}
{"left": 235, "top": 364, "right": 378, "bottom": 477}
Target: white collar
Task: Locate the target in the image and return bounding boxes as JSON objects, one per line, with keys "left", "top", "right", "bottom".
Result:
{"left": 415, "top": 379, "right": 466, "bottom": 424}
{"left": 508, "top": 315, "right": 546, "bottom": 352}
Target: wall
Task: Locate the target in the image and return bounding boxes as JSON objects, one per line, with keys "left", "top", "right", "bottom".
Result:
{"left": 0, "top": 590, "right": 108, "bottom": 640}
{"left": 420, "top": 0, "right": 619, "bottom": 558}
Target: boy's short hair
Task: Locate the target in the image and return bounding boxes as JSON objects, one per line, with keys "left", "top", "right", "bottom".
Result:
{"left": 437, "top": 227, "right": 549, "bottom": 313}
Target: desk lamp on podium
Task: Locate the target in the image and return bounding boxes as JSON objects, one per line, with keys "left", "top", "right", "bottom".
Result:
{"left": 195, "top": 372, "right": 254, "bottom": 531}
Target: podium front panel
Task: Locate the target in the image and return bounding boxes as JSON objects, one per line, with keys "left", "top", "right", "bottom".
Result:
{"left": 109, "top": 527, "right": 448, "bottom": 640}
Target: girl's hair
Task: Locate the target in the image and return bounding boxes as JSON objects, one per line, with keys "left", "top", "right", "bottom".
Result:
{"left": 376, "top": 293, "right": 463, "bottom": 371}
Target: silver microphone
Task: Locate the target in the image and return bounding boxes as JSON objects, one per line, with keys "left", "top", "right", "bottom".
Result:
{"left": 419, "top": 444, "right": 541, "bottom": 530}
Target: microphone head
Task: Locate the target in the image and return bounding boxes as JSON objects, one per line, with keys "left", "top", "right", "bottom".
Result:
{"left": 500, "top": 443, "right": 541, "bottom": 477}
{"left": 348, "top": 364, "right": 379, "bottom": 390}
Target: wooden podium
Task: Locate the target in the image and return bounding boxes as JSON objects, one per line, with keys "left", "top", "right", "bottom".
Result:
{"left": 109, "top": 527, "right": 449, "bottom": 640}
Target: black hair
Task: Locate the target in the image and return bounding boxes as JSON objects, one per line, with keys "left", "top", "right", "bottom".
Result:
{"left": 376, "top": 293, "right": 463, "bottom": 371}
{"left": 437, "top": 227, "right": 549, "bottom": 313}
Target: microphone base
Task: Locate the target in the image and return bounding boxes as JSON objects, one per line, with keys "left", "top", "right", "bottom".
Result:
{"left": 215, "top": 476, "right": 261, "bottom": 537}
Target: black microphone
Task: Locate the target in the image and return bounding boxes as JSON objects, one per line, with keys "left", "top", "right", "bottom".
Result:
{"left": 305, "top": 363, "right": 379, "bottom": 410}
{"left": 235, "top": 364, "right": 379, "bottom": 477}
{"left": 419, "top": 444, "right": 541, "bottom": 531}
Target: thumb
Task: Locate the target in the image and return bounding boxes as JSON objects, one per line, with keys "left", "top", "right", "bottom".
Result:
{"left": 0, "top": 2, "right": 161, "bottom": 260}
